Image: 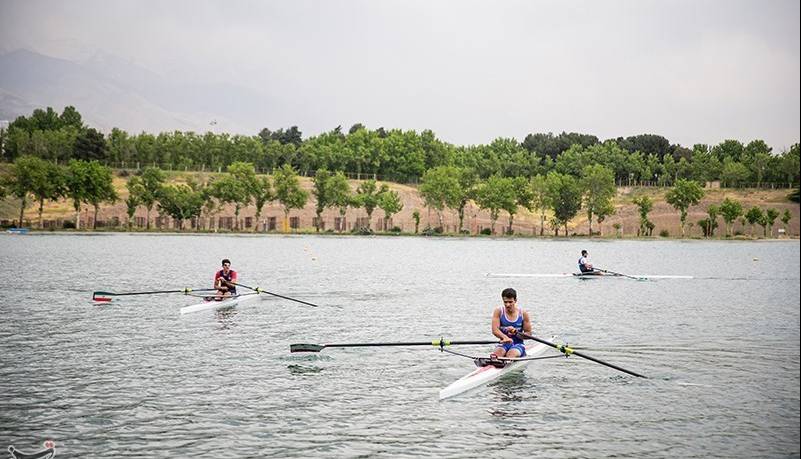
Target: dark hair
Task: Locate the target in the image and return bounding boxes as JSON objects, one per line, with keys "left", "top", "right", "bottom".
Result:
{"left": 581, "top": 250, "right": 588, "bottom": 256}
{"left": 501, "top": 288, "right": 517, "bottom": 299}
{"left": 222, "top": 258, "right": 231, "bottom": 266}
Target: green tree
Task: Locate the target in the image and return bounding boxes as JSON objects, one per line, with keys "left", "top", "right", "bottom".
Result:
{"left": 65, "top": 160, "right": 91, "bottom": 229}
{"left": 508, "top": 176, "right": 533, "bottom": 234}
{"left": 720, "top": 158, "right": 751, "bottom": 187}
{"left": 59, "top": 105, "right": 84, "bottom": 129}
{"left": 554, "top": 144, "right": 593, "bottom": 178}
{"left": 3, "top": 155, "right": 44, "bottom": 227}
{"left": 199, "top": 181, "right": 222, "bottom": 231}
{"left": 251, "top": 176, "right": 273, "bottom": 232}
{"left": 744, "top": 207, "right": 764, "bottom": 237}
{"left": 665, "top": 179, "right": 705, "bottom": 237}
{"left": 312, "top": 169, "right": 335, "bottom": 232}
{"left": 377, "top": 188, "right": 403, "bottom": 230}
{"left": 125, "top": 175, "right": 144, "bottom": 229}
{"left": 419, "top": 166, "right": 459, "bottom": 230}
{"left": 353, "top": 179, "right": 387, "bottom": 230}
{"left": 4, "top": 156, "right": 66, "bottom": 228}
{"left": 764, "top": 208, "right": 779, "bottom": 237}
{"left": 157, "top": 183, "right": 205, "bottom": 230}
{"left": 581, "top": 164, "right": 616, "bottom": 235}
{"left": 690, "top": 149, "right": 722, "bottom": 183}
{"left": 778, "top": 144, "right": 800, "bottom": 187}
{"left": 32, "top": 160, "right": 66, "bottom": 229}
{"left": 712, "top": 139, "right": 745, "bottom": 162}
{"left": 743, "top": 139, "right": 772, "bottom": 187}
{"left": 594, "top": 201, "right": 616, "bottom": 236}
{"left": 138, "top": 167, "right": 166, "bottom": 230}
{"left": 789, "top": 187, "right": 800, "bottom": 203}
{"left": 719, "top": 198, "right": 743, "bottom": 237}
{"left": 84, "top": 161, "right": 118, "bottom": 229}
{"left": 529, "top": 174, "right": 550, "bottom": 236}
{"left": 212, "top": 176, "right": 250, "bottom": 231}
{"left": 450, "top": 168, "right": 478, "bottom": 233}
{"left": 74, "top": 127, "right": 107, "bottom": 161}
{"left": 273, "top": 164, "right": 309, "bottom": 232}
{"left": 412, "top": 209, "right": 421, "bottom": 234}
{"left": 475, "top": 175, "right": 517, "bottom": 235}
{"left": 632, "top": 195, "right": 654, "bottom": 237}
{"left": 780, "top": 209, "right": 792, "bottom": 235}
{"left": 225, "top": 162, "right": 258, "bottom": 230}
{"left": 327, "top": 172, "right": 352, "bottom": 232}
{"left": 703, "top": 204, "right": 720, "bottom": 237}
{"left": 545, "top": 172, "right": 582, "bottom": 236}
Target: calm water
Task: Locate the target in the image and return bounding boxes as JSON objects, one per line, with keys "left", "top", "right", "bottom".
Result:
{"left": 1, "top": 234, "right": 799, "bottom": 458}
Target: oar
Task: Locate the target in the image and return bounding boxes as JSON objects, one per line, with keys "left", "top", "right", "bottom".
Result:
{"left": 519, "top": 332, "right": 646, "bottom": 378}
{"left": 92, "top": 288, "right": 216, "bottom": 301}
{"left": 595, "top": 268, "right": 647, "bottom": 281}
{"left": 230, "top": 282, "right": 320, "bottom": 308}
{"left": 291, "top": 338, "right": 501, "bottom": 353}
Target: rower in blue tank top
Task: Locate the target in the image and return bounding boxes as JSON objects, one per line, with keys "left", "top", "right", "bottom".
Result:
{"left": 578, "top": 249, "right": 595, "bottom": 273}
{"left": 492, "top": 287, "right": 532, "bottom": 358}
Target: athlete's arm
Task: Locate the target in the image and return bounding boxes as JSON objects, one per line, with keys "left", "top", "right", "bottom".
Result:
{"left": 522, "top": 310, "right": 532, "bottom": 334}
{"left": 492, "top": 308, "right": 511, "bottom": 342}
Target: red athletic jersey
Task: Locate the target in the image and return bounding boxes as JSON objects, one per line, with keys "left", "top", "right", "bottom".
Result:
{"left": 214, "top": 269, "right": 237, "bottom": 287}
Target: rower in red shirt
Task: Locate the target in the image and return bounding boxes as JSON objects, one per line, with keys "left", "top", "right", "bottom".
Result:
{"left": 214, "top": 258, "right": 238, "bottom": 298}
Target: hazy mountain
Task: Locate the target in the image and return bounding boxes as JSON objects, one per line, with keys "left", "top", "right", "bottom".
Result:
{"left": 0, "top": 49, "right": 288, "bottom": 135}
{"left": 0, "top": 89, "right": 37, "bottom": 121}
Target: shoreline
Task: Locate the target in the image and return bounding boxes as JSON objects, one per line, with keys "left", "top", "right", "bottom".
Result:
{"left": 4, "top": 227, "right": 798, "bottom": 241}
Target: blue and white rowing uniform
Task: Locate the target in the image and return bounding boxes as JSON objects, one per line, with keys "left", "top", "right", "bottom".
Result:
{"left": 497, "top": 306, "right": 526, "bottom": 357}
{"left": 578, "top": 256, "right": 592, "bottom": 273}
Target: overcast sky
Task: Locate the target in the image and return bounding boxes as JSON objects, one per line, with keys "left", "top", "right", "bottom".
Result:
{"left": 1, "top": 0, "right": 799, "bottom": 150}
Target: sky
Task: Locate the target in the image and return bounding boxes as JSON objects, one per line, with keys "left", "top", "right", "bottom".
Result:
{"left": 1, "top": 0, "right": 799, "bottom": 151}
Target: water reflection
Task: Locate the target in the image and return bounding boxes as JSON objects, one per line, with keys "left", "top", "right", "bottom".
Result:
{"left": 287, "top": 364, "right": 323, "bottom": 375}
{"left": 214, "top": 308, "right": 240, "bottom": 329}
{"left": 488, "top": 372, "right": 535, "bottom": 406}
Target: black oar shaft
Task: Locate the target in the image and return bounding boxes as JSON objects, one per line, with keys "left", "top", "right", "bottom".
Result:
{"left": 597, "top": 268, "right": 642, "bottom": 281}
{"left": 290, "top": 339, "right": 500, "bottom": 352}
{"left": 93, "top": 288, "right": 215, "bottom": 297}
{"left": 521, "top": 333, "right": 646, "bottom": 378}
{"left": 323, "top": 340, "right": 499, "bottom": 348}
{"left": 231, "top": 282, "right": 319, "bottom": 307}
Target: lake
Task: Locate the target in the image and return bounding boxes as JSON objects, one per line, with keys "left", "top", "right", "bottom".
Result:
{"left": 1, "top": 234, "right": 798, "bottom": 458}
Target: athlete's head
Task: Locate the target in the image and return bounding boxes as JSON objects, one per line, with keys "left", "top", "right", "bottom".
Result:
{"left": 221, "top": 258, "right": 231, "bottom": 267}
{"left": 501, "top": 287, "right": 517, "bottom": 301}
{"left": 581, "top": 250, "right": 588, "bottom": 256}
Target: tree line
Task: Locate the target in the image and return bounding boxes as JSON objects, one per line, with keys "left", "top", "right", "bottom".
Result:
{"left": 0, "top": 156, "right": 405, "bottom": 234}
{"left": 1, "top": 154, "right": 793, "bottom": 238}
{"left": 2, "top": 106, "right": 799, "bottom": 188}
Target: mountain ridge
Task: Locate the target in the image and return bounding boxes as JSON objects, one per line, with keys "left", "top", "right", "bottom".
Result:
{"left": 0, "top": 48, "right": 286, "bottom": 135}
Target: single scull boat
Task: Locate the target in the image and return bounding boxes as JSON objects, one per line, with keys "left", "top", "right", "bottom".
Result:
{"left": 290, "top": 334, "right": 645, "bottom": 400}
{"left": 487, "top": 273, "right": 693, "bottom": 280}
{"left": 438, "top": 335, "right": 560, "bottom": 400}
{"left": 179, "top": 292, "right": 262, "bottom": 315}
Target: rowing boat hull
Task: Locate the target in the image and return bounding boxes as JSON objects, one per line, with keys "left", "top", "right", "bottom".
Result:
{"left": 180, "top": 293, "right": 261, "bottom": 315}
{"left": 487, "top": 273, "right": 693, "bottom": 279}
{"left": 439, "top": 335, "right": 556, "bottom": 400}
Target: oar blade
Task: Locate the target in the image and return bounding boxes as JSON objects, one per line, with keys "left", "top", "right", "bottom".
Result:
{"left": 290, "top": 343, "right": 326, "bottom": 353}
